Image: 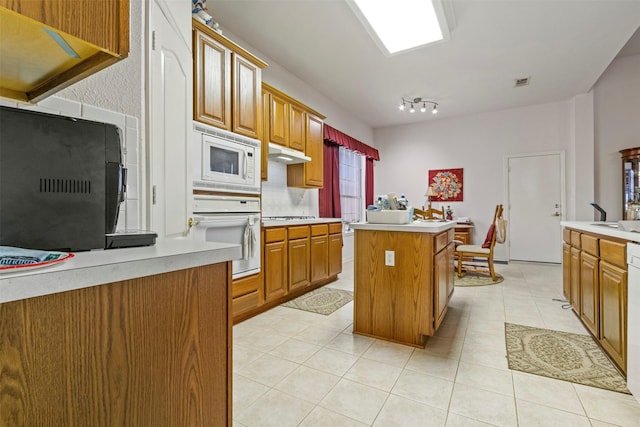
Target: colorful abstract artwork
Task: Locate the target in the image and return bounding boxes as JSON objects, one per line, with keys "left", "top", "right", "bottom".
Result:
{"left": 428, "top": 168, "right": 464, "bottom": 202}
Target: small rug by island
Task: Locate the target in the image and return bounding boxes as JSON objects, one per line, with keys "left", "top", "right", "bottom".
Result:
{"left": 505, "top": 323, "right": 630, "bottom": 394}
{"left": 281, "top": 287, "right": 353, "bottom": 315}
{"left": 454, "top": 271, "right": 503, "bottom": 286}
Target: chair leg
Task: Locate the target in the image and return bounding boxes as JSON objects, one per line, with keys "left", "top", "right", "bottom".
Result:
{"left": 457, "top": 254, "right": 463, "bottom": 278}
{"left": 488, "top": 257, "right": 496, "bottom": 281}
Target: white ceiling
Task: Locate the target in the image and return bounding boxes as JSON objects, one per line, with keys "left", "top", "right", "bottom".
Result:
{"left": 207, "top": 0, "right": 640, "bottom": 129}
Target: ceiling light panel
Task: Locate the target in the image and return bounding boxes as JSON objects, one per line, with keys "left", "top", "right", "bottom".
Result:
{"left": 349, "top": 0, "right": 449, "bottom": 55}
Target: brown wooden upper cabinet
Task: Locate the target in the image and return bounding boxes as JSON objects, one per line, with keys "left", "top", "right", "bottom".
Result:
{"left": 0, "top": 0, "right": 130, "bottom": 103}
{"left": 192, "top": 18, "right": 266, "bottom": 139}
{"left": 262, "top": 83, "right": 325, "bottom": 188}
{"left": 288, "top": 112, "right": 324, "bottom": 188}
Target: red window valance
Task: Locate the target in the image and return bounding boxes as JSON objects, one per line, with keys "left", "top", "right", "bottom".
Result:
{"left": 323, "top": 124, "right": 380, "bottom": 161}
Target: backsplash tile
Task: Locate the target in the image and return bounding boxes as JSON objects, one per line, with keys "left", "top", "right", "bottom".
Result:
{"left": 19, "top": 96, "right": 142, "bottom": 233}
{"left": 261, "top": 161, "right": 319, "bottom": 217}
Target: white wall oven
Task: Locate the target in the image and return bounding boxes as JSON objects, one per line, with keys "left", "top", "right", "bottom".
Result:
{"left": 191, "top": 195, "right": 260, "bottom": 279}
{"left": 192, "top": 121, "right": 261, "bottom": 194}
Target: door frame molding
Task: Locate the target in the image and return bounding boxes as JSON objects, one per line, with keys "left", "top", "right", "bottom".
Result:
{"left": 503, "top": 150, "right": 566, "bottom": 262}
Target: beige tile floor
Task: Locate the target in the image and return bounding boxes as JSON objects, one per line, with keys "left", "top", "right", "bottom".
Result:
{"left": 232, "top": 261, "right": 640, "bottom": 426}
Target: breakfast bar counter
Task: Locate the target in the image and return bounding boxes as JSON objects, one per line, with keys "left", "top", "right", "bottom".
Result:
{"left": 350, "top": 220, "right": 456, "bottom": 347}
{"left": 0, "top": 238, "right": 240, "bottom": 426}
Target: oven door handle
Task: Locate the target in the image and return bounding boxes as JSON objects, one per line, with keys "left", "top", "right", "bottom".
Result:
{"left": 192, "top": 215, "right": 258, "bottom": 227}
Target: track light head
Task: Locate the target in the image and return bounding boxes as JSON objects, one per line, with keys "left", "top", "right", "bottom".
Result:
{"left": 399, "top": 97, "right": 438, "bottom": 115}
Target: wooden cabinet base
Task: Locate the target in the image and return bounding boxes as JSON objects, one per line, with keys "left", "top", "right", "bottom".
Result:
{"left": 353, "top": 229, "right": 453, "bottom": 347}
{"left": 0, "top": 263, "right": 232, "bottom": 427}
{"left": 233, "top": 275, "right": 339, "bottom": 324}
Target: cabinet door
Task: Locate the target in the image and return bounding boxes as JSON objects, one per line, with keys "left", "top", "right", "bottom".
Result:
{"left": 600, "top": 260, "right": 628, "bottom": 372}
{"left": 264, "top": 240, "right": 287, "bottom": 301}
{"left": 328, "top": 232, "right": 343, "bottom": 277}
{"left": 580, "top": 252, "right": 599, "bottom": 337}
{"left": 149, "top": 3, "right": 193, "bottom": 238}
{"left": 570, "top": 247, "right": 581, "bottom": 314}
{"left": 304, "top": 112, "right": 324, "bottom": 187}
{"left": 289, "top": 103, "right": 306, "bottom": 151}
{"left": 193, "top": 29, "right": 231, "bottom": 130}
{"left": 232, "top": 53, "right": 261, "bottom": 139}
{"left": 269, "top": 92, "right": 289, "bottom": 146}
{"left": 310, "top": 234, "right": 329, "bottom": 283}
{"left": 289, "top": 238, "right": 310, "bottom": 291}
{"left": 446, "top": 242, "right": 455, "bottom": 299}
{"left": 562, "top": 243, "right": 571, "bottom": 301}
{"left": 433, "top": 247, "right": 448, "bottom": 330}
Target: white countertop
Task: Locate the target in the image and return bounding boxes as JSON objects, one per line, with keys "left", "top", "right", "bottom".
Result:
{"left": 0, "top": 238, "right": 241, "bottom": 303}
{"left": 561, "top": 221, "right": 640, "bottom": 243}
{"left": 262, "top": 218, "right": 342, "bottom": 227}
{"left": 350, "top": 220, "right": 456, "bottom": 233}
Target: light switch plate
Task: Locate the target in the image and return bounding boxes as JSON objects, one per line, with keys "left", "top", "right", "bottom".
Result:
{"left": 385, "top": 250, "right": 395, "bottom": 266}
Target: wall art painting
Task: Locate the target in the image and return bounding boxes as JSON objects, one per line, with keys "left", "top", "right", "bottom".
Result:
{"left": 428, "top": 168, "right": 464, "bottom": 202}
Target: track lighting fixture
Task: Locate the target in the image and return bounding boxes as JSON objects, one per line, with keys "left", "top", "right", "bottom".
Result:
{"left": 398, "top": 97, "right": 438, "bottom": 115}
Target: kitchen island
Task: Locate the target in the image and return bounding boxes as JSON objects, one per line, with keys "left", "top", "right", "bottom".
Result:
{"left": 350, "top": 220, "right": 456, "bottom": 347}
{"left": 0, "top": 239, "right": 240, "bottom": 426}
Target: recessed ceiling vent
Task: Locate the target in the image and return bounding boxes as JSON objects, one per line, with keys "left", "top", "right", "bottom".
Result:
{"left": 514, "top": 77, "right": 530, "bottom": 87}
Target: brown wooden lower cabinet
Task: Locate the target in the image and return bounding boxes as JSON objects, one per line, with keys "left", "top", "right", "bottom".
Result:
{"left": 580, "top": 251, "right": 599, "bottom": 337}
{"left": 234, "top": 222, "right": 343, "bottom": 323}
{"left": 600, "top": 260, "right": 628, "bottom": 372}
{"left": 0, "top": 262, "right": 232, "bottom": 427}
{"left": 562, "top": 227, "right": 629, "bottom": 374}
{"left": 310, "top": 224, "right": 329, "bottom": 283}
{"left": 328, "top": 226, "right": 343, "bottom": 277}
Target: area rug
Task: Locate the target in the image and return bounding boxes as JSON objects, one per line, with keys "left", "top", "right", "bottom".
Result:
{"left": 454, "top": 271, "right": 504, "bottom": 286}
{"left": 281, "top": 287, "right": 353, "bottom": 315}
{"left": 505, "top": 323, "right": 630, "bottom": 394}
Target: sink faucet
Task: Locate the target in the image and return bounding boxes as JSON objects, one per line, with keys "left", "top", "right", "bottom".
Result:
{"left": 590, "top": 202, "right": 607, "bottom": 222}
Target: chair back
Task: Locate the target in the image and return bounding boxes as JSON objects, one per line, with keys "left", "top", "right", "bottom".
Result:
{"left": 413, "top": 206, "right": 444, "bottom": 220}
{"left": 482, "top": 205, "right": 504, "bottom": 251}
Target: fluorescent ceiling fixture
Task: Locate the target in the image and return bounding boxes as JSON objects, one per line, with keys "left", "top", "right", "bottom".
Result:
{"left": 349, "top": 0, "right": 448, "bottom": 55}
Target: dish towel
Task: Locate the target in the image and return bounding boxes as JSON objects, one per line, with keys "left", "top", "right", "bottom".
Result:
{"left": 243, "top": 216, "right": 257, "bottom": 260}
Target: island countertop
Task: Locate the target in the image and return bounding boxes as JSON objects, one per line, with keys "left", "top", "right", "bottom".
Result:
{"left": 561, "top": 221, "right": 640, "bottom": 243}
{"left": 0, "top": 238, "right": 241, "bottom": 303}
{"left": 350, "top": 219, "right": 456, "bottom": 233}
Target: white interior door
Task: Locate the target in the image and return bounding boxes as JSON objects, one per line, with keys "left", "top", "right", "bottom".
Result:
{"left": 507, "top": 152, "right": 564, "bottom": 263}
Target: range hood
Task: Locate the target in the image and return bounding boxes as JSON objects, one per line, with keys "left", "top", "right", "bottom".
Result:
{"left": 268, "top": 143, "right": 311, "bottom": 164}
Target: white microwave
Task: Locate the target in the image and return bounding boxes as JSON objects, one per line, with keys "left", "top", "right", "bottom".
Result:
{"left": 192, "top": 122, "right": 261, "bottom": 194}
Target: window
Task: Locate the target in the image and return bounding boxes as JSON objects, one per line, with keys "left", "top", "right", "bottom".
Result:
{"left": 339, "top": 147, "right": 364, "bottom": 223}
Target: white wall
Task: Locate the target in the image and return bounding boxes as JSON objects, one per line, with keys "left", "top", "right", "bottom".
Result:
{"left": 594, "top": 54, "right": 640, "bottom": 220}
{"left": 374, "top": 100, "right": 576, "bottom": 261}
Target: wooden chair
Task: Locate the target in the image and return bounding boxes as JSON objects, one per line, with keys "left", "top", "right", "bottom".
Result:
{"left": 456, "top": 204, "right": 504, "bottom": 281}
{"left": 413, "top": 206, "right": 444, "bottom": 220}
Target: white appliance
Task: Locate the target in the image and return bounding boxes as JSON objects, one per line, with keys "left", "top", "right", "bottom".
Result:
{"left": 191, "top": 195, "right": 261, "bottom": 279}
{"left": 628, "top": 242, "right": 640, "bottom": 402}
{"left": 192, "top": 121, "right": 261, "bottom": 194}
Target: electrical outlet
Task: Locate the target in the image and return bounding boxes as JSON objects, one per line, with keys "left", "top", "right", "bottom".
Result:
{"left": 385, "top": 250, "right": 395, "bottom": 266}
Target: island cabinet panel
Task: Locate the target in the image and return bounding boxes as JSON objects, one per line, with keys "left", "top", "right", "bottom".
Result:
{"left": 570, "top": 246, "right": 581, "bottom": 314}
{"left": 354, "top": 229, "right": 441, "bottom": 347}
{"left": 0, "top": 262, "right": 232, "bottom": 427}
